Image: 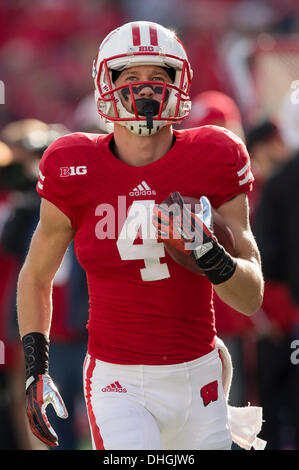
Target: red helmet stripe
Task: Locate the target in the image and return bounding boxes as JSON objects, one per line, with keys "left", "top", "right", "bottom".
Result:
{"left": 132, "top": 24, "right": 141, "bottom": 46}
{"left": 149, "top": 25, "right": 158, "bottom": 46}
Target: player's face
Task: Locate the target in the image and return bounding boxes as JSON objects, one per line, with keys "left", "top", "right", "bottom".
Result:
{"left": 114, "top": 65, "right": 173, "bottom": 115}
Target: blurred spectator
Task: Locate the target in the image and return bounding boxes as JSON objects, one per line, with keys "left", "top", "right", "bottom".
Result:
{"left": 185, "top": 90, "right": 245, "bottom": 140}
{"left": 123, "top": 0, "right": 184, "bottom": 29}
{"left": 247, "top": 117, "right": 299, "bottom": 449}
{"left": 246, "top": 119, "right": 290, "bottom": 218}
{"left": 0, "top": 1, "right": 124, "bottom": 127}
{"left": 1, "top": 1, "right": 298, "bottom": 130}
{"left": 0, "top": 120, "right": 61, "bottom": 449}
{"left": 253, "top": 144, "right": 299, "bottom": 307}
{"left": 71, "top": 94, "right": 111, "bottom": 134}
{"left": 0, "top": 119, "right": 90, "bottom": 449}
{"left": 280, "top": 89, "right": 299, "bottom": 154}
{"left": 0, "top": 141, "right": 29, "bottom": 449}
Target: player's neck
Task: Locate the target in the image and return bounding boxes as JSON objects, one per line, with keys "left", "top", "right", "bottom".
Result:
{"left": 112, "top": 124, "right": 174, "bottom": 166}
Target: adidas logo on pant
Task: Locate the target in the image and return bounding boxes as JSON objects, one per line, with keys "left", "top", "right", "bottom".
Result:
{"left": 101, "top": 381, "right": 127, "bottom": 393}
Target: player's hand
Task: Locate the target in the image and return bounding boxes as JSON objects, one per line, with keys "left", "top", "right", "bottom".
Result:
{"left": 26, "top": 373, "right": 68, "bottom": 447}
{"left": 153, "top": 190, "right": 217, "bottom": 259}
{"left": 153, "top": 191, "right": 237, "bottom": 284}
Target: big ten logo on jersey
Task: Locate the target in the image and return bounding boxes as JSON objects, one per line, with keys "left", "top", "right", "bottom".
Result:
{"left": 200, "top": 380, "right": 218, "bottom": 407}
{"left": 60, "top": 166, "right": 87, "bottom": 177}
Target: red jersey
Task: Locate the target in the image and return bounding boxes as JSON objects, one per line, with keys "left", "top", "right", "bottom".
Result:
{"left": 36, "top": 126, "right": 253, "bottom": 365}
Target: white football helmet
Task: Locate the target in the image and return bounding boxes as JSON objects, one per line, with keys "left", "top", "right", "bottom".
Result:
{"left": 92, "top": 21, "right": 193, "bottom": 136}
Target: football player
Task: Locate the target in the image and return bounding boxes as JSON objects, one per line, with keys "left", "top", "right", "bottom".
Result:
{"left": 17, "top": 21, "right": 264, "bottom": 450}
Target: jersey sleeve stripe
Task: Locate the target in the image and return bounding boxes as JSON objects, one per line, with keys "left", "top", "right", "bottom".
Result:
{"left": 237, "top": 161, "right": 250, "bottom": 177}
{"left": 238, "top": 171, "right": 253, "bottom": 186}
{"left": 37, "top": 181, "right": 44, "bottom": 190}
{"left": 39, "top": 171, "right": 45, "bottom": 181}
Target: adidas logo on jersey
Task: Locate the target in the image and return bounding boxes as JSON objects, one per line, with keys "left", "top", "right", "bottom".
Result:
{"left": 129, "top": 180, "right": 156, "bottom": 197}
{"left": 101, "top": 381, "right": 127, "bottom": 393}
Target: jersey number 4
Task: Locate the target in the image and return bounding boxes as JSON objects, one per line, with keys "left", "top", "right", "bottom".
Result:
{"left": 116, "top": 200, "right": 170, "bottom": 281}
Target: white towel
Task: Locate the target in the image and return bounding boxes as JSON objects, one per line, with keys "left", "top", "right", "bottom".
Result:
{"left": 215, "top": 336, "right": 267, "bottom": 450}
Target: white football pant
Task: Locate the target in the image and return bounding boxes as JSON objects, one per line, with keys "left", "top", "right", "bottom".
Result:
{"left": 83, "top": 348, "right": 232, "bottom": 450}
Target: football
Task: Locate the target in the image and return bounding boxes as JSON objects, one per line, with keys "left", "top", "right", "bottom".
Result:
{"left": 161, "top": 195, "right": 236, "bottom": 275}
